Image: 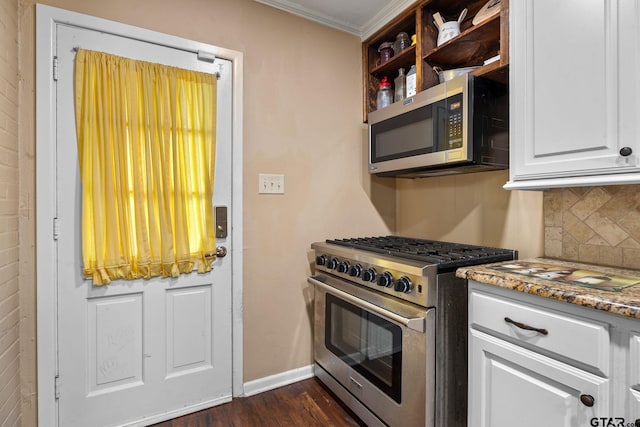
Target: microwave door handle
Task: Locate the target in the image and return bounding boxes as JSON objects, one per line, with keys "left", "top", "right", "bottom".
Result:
{"left": 307, "top": 277, "right": 425, "bottom": 333}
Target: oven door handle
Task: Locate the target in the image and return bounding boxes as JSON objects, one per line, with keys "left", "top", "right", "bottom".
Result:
{"left": 308, "top": 277, "right": 425, "bottom": 333}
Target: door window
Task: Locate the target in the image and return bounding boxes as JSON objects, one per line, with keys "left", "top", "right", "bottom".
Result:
{"left": 74, "top": 49, "right": 218, "bottom": 284}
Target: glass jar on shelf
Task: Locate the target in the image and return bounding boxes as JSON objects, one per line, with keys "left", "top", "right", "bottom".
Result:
{"left": 394, "top": 32, "right": 410, "bottom": 53}
{"left": 376, "top": 76, "right": 393, "bottom": 110}
{"left": 378, "top": 42, "right": 394, "bottom": 64}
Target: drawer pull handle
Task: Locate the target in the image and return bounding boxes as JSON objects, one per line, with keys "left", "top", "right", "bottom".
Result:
{"left": 504, "top": 317, "right": 548, "bottom": 335}
{"left": 580, "top": 394, "right": 595, "bottom": 407}
{"left": 349, "top": 377, "right": 363, "bottom": 389}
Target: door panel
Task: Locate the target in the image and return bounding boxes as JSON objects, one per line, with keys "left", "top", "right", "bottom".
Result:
{"left": 55, "top": 23, "right": 232, "bottom": 427}
{"left": 88, "top": 294, "right": 144, "bottom": 396}
{"left": 166, "top": 285, "right": 213, "bottom": 376}
{"left": 530, "top": 0, "right": 609, "bottom": 158}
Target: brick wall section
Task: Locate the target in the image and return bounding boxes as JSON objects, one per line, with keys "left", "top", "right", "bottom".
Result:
{"left": 0, "top": 0, "right": 21, "bottom": 425}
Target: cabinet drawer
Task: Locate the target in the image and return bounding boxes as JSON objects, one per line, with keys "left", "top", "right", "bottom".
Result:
{"left": 470, "top": 290, "right": 610, "bottom": 375}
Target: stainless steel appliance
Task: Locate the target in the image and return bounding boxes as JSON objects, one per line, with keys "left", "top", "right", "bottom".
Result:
{"left": 309, "top": 236, "right": 516, "bottom": 427}
{"left": 368, "top": 74, "right": 509, "bottom": 178}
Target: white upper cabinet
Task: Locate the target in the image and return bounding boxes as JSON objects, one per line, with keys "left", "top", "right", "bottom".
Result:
{"left": 505, "top": 0, "right": 640, "bottom": 190}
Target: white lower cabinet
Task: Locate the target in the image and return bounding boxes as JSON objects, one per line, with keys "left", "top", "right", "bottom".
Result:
{"left": 630, "top": 388, "right": 640, "bottom": 426}
{"left": 629, "top": 332, "right": 640, "bottom": 425}
{"left": 469, "top": 281, "right": 640, "bottom": 427}
{"left": 469, "top": 329, "right": 608, "bottom": 427}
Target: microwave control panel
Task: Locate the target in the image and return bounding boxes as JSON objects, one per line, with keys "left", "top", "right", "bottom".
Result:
{"left": 446, "top": 95, "right": 464, "bottom": 149}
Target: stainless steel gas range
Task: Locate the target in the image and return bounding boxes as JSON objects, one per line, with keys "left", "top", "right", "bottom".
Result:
{"left": 308, "top": 236, "right": 516, "bottom": 427}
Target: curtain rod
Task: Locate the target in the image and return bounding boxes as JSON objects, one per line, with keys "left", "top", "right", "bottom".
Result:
{"left": 70, "top": 46, "right": 221, "bottom": 79}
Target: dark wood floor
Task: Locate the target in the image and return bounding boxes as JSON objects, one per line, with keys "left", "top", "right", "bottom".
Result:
{"left": 150, "top": 378, "right": 367, "bottom": 427}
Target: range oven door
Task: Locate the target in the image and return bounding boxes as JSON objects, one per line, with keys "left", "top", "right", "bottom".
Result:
{"left": 309, "top": 274, "right": 435, "bottom": 427}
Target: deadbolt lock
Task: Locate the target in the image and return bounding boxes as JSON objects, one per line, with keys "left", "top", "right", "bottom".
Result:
{"left": 215, "top": 206, "right": 228, "bottom": 238}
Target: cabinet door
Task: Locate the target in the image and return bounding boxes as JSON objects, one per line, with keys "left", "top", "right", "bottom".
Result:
{"left": 618, "top": 0, "right": 640, "bottom": 161}
{"left": 507, "top": 0, "right": 640, "bottom": 189}
{"left": 469, "top": 329, "right": 609, "bottom": 427}
{"left": 629, "top": 331, "right": 640, "bottom": 424}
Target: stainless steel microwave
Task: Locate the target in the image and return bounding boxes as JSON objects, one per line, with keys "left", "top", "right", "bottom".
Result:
{"left": 368, "top": 74, "right": 509, "bottom": 178}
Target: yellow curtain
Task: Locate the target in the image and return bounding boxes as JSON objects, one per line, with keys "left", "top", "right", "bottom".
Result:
{"left": 74, "top": 49, "right": 217, "bottom": 285}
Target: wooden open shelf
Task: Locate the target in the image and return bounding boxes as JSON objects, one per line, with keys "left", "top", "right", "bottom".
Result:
{"left": 371, "top": 45, "right": 416, "bottom": 78}
{"left": 362, "top": 0, "right": 509, "bottom": 121}
{"left": 422, "top": 14, "right": 500, "bottom": 67}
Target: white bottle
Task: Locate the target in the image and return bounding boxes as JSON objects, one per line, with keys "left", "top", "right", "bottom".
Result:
{"left": 406, "top": 65, "right": 417, "bottom": 97}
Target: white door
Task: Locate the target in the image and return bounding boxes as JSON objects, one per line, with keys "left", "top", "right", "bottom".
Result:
{"left": 54, "top": 24, "right": 233, "bottom": 427}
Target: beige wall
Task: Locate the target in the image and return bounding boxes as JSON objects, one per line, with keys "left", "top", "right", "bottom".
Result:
{"left": 17, "top": 0, "right": 393, "bottom": 421}
{"left": 396, "top": 170, "right": 544, "bottom": 259}
{"left": 544, "top": 185, "right": 640, "bottom": 268}
{"left": 14, "top": 0, "right": 546, "bottom": 424}
{"left": 1, "top": 0, "right": 21, "bottom": 425}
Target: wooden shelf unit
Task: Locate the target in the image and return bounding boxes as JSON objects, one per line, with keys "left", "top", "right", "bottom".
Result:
{"left": 362, "top": 0, "right": 509, "bottom": 121}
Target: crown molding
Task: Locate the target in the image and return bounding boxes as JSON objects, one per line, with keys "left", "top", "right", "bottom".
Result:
{"left": 255, "top": 0, "right": 418, "bottom": 39}
{"left": 360, "top": 0, "right": 418, "bottom": 40}
{"left": 255, "top": 0, "right": 362, "bottom": 35}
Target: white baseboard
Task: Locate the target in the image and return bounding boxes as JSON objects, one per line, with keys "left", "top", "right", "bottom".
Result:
{"left": 242, "top": 364, "right": 315, "bottom": 397}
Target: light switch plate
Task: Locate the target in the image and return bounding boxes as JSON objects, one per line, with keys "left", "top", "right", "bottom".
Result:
{"left": 258, "top": 173, "right": 285, "bottom": 194}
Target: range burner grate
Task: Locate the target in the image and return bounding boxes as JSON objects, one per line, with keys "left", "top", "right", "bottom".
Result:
{"left": 326, "top": 236, "right": 516, "bottom": 270}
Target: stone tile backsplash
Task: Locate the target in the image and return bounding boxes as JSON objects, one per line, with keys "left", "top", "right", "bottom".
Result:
{"left": 544, "top": 185, "right": 640, "bottom": 269}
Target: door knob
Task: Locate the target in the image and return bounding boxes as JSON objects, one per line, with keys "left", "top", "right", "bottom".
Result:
{"left": 216, "top": 246, "right": 227, "bottom": 258}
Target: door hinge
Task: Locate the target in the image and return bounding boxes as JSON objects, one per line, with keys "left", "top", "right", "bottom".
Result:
{"left": 53, "top": 217, "right": 60, "bottom": 240}
{"left": 55, "top": 375, "right": 60, "bottom": 399}
{"left": 53, "top": 56, "right": 59, "bottom": 81}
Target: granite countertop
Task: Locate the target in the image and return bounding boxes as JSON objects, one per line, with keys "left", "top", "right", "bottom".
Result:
{"left": 456, "top": 258, "right": 640, "bottom": 319}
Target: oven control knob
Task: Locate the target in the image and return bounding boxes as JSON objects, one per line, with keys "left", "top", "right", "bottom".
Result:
{"left": 349, "top": 264, "right": 362, "bottom": 277}
{"left": 327, "top": 257, "right": 339, "bottom": 270}
{"left": 315, "top": 255, "right": 328, "bottom": 266}
{"left": 394, "top": 276, "right": 413, "bottom": 293}
{"left": 363, "top": 268, "right": 377, "bottom": 282}
{"left": 337, "top": 261, "right": 350, "bottom": 274}
{"left": 377, "top": 272, "right": 394, "bottom": 287}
